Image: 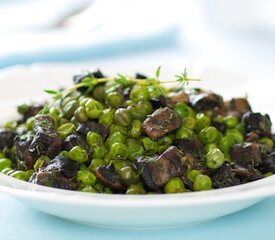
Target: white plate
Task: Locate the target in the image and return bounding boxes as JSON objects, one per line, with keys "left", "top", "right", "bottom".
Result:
{"left": 0, "top": 63, "right": 275, "bottom": 229}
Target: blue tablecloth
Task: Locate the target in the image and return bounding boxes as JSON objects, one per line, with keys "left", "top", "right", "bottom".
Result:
{"left": 1, "top": 193, "right": 274, "bottom": 240}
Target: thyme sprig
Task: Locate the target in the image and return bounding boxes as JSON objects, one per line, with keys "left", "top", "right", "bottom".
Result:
{"left": 44, "top": 67, "right": 201, "bottom": 100}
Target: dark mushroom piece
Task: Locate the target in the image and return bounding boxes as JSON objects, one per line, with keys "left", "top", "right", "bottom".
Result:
{"left": 77, "top": 120, "right": 109, "bottom": 140}
{"left": 231, "top": 164, "right": 263, "bottom": 183}
{"left": 142, "top": 107, "right": 182, "bottom": 140}
{"left": 257, "top": 152, "right": 275, "bottom": 174}
{"left": 95, "top": 164, "right": 125, "bottom": 193}
{"left": 62, "top": 132, "right": 89, "bottom": 152}
{"left": 210, "top": 162, "right": 240, "bottom": 189}
{"left": 150, "top": 95, "right": 173, "bottom": 109}
{"left": 168, "top": 90, "right": 189, "bottom": 104}
{"left": 30, "top": 170, "right": 77, "bottom": 190}
{"left": 173, "top": 138, "right": 205, "bottom": 171}
{"left": 188, "top": 89, "right": 223, "bottom": 112}
{"left": 135, "top": 146, "right": 186, "bottom": 191}
{"left": 33, "top": 114, "right": 55, "bottom": 132}
{"left": 17, "top": 104, "right": 44, "bottom": 123}
{"left": 135, "top": 73, "right": 148, "bottom": 79}
{"left": 14, "top": 133, "right": 37, "bottom": 170}
{"left": 44, "top": 156, "right": 80, "bottom": 179}
{"left": 230, "top": 142, "right": 263, "bottom": 168}
{"left": 242, "top": 112, "right": 271, "bottom": 137}
{"left": 0, "top": 128, "right": 16, "bottom": 149}
{"left": 229, "top": 98, "right": 251, "bottom": 116}
{"left": 211, "top": 121, "right": 227, "bottom": 134}
{"left": 73, "top": 69, "right": 105, "bottom": 85}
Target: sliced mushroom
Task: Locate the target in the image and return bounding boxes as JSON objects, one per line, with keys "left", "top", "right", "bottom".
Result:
{"left": 18, "top": 104, "right": 44, "bottom": 123}
{"left": 33, "top": 115, "right": 55, "bottom": 132}
{"left": 150, "top": 95, "right": 173, "bottom": 109}
{"left": 142, "top": 107, "right": 182, "bottom": 140}
{"left": 168, "top": 90, "right": 189, "bottom": 104}
{"left": 95, "top": 164, "right": 126, "bottom": 192}
{"left": 188, "top": 89, "right": 223, "bottom": 112}
{"left": 62, "top": 132, "right": 89, "bottom": 152}
{"left": 242, "top": 112, "right": 271, "bottom": 136}
{"left": 135, "top": 146, "right": 185, "bottom": 191}
{"left": 257, "top": 152, "right": 275, "bottom": 174}
{"left": 231, "top": 164, "right": 263, "bottom": 182}
{"left": 0, "top": 128, "right": 16, "bottom": 149}
{"left": 73, "top": 69, "right": 105, "bottom": 85}
{"left": 229, "top": 98, "right": 251, "bottom": 115}
{"left": 77, "top": 120, "right": 109, "bottom": 140}
{"left": 230, "top": 142, "right": 262, "bottom": 167}
{"left": 14, "top": 133, "right": 37, "bottom": 170}
{"left": 210, "top": 163, "right": 240, "bottom": 189}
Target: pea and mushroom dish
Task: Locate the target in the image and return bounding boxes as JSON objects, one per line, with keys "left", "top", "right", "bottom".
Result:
{"left": 0, "top": 68, "right": 274, "bottom": 194}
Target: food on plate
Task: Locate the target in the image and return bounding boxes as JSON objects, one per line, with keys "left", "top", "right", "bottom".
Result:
{"left": 0, "top": 68, "right": 274, "bottom": 194}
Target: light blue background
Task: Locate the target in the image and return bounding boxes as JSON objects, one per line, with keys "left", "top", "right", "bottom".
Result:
{"left": 0, "top": 193, "right": 274, "bottom": 240}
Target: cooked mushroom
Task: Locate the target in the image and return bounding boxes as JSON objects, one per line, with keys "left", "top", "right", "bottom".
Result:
{"left": 44, "top": 156, "right": 80, "bottom": 179}
{"left": 33, "top": 115, "right": 55, "bottom": 132}
{"left": 14, "top": 133, "right": 37, "bottom": 170}
{"left": 17, "top": 104, "right": 44, "bottom": 123}
{"left": 95, "top": 164, "right": 125, "bottom": 192}
{"left": 230, "top": 142, "right": 262, "bottom": 167}
{"left": 150, "top": 95, "right": 173, "bottom": 109}
{"left": 210, "top": 162, "right": 240, "bottom": 188}
{"left": 231, "top": 164, "right": 263, "bottom": 182}
{"left": 242, "top": 112, "right": 271, "bottom": 136}
{"left": 142, "top": 107, "right": 182, "bottom": 140}
{"left": 257, "top": 152, "right": 275, "bottom": 174}
{"left": 77, "top": 120, "right": 109, "bottom": 140}
{"left": 135, "top": 146, "right": 185, "bottom": 191}
{"left": 62, "top": 132, "right": 89, "bottom": 152}
{"left": 30, "top": 170, "right": 77, "bottom": 190}
{"left": 0, "top": 128, "right": 16, "bottom": 149}
{"left": 168, "top": 90, "right": 189, "bottom": 104}
{"left": 229, "top": 98, "right": 251, "bottom": 115}
{"left": 73, "top": 69, "right": 105, "bottom": 85}
{"left": 188, "top": 89, "right": 223, "bottom": 112}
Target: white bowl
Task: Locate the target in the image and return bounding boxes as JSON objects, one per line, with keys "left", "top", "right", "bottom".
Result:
{"left": 0, "top": 63, "right": 274, "bottom": 229}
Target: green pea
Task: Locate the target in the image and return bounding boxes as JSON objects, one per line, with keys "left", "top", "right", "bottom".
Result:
{"left": 79, "top": 97, "right": 89, "bottom": 107}
{"left": 111, "top": 160, "right": 129, "bottom": 171}
{"left": 128, "top": 143, "right": 144, "bottom": 161}
{"left": 130, "top": 85, "right": 150, "bottom": 102}
{"left": 3, "top": 121, "right": 17, "bottom": 129}
{"left": 142, "top": 137, "right": 158, "bottom": 155}
{"left": 33, "top": 155, "right": 50, "bottom": 171}
{"left": 106, "top": 132, "right": 127, "bottom": 147}
{"left": 85, "top": 99, "right": 103, "bottom": 119}
{"left": 157, "top": 136, "right": 173, "bottom": 154}
{"left": 106, "top": 92, "right": 124, "bottom": 108}
{"left": 259, "top": 137, "right": 274, "bottom": 149}
{"left": 224, "top": 115, "right": 238, "bottom": 129}
{"left": 10, "top": 170, "right": 29, "bottom": 181}
{"left": 226, "top": 129, "right": 243, "bottom": 143}
{"left": 128, "top": 120, "right": 142, "bottom": 138}
{"left": 182, "top": 117, "right": 196, "bottom": 130}
{"left": 124, "top": 100, "right": 134, "bottom": 107}
{"left": 87, "top": 131, "right": 103, "bottom": 147}
{"left": 126, "top": 184, "right": 146, "bottom": 194}
{"left": 57, "top": 123, "right": 76, "bottom": 140}
{"left": 219, "top": 135, "right": 235, "bottom": 157}
{"left": 235, "top": 122, "right": 245, "bottom": 134}
{"left": 109, "top": 143, "right": 129, "bottom": 160}
{"left": 206, "top": 148, "right": 225, "bottom": 169}
{"left": 204, "top": 143, "right": 217, "bottom": 153}
{"left": 99, "top": 108, "right": 114, "bottom": 126}
{"left": 63, "top": 100, "right": 78, "bottom": 119}
{"left": 76, "top": 170, "right": 96, "bottom": 188}
{"left": 80, "top": 185, "right": 97, "bottom": 193}
{"left": 92, "top": 84, "right": 105, "bottom": 101}
{"left": 174, "top": 102, "right": 190, "bottom": 118}
{"left": 26, "top": 117, "right": 35, "bottom": 131}
{"left": 139, "top": 101, "right": 153, "bottom": 115}
{"left": 126, "top": 138, "right": 139, "bottom": 146}
{"left": 127, "top": 103, "right": 148, "bottom": 120}
{"left": 91, "top": 145, "right": 107, "bottom": 159}
{"left": 193, "top": 174, "right": 212, "bottom": 191}
{"left": 264, "top": 172, "right": 273, "bottom": 177}
{"left": 0, "top": 158, "right": 12, "bottom": 171}
{"left": 114, "top": 108, "right": 132, "bottom": 127}
{"left": 175, "top": 127, "right": 194, "bottom": 139}
{"left": 164, "top": 177, "right": 185, "bottom": 193}
{"left": 69, "top": 146, "right": 88, "bottom": 163}
{"left": 88, "top": 158, "right": 105, "bottom": 173}
{"left": 119, "top": 166, "right": 139, "bottom": 186}
{"left": 109, "top": 124, "right": 128, "bottom": 135}
{"left": 74, "top": 106, "right": 88, "bottom": 123}
{"left": 195, "top": 113, "right": 211, "bottom": 132}
{"left": 187, "top": 169, "right": 201, "bottom": 182}
{"left": 199, "top": 126, "right": 222, "bottom": 144}
{"left": 103, "top": 187, "right": 113, "bottom": 194}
